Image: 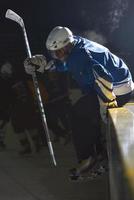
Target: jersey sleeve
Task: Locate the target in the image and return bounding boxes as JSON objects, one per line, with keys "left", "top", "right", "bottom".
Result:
{"left": 91, "top": 58, "right": 116, "bottom": 102}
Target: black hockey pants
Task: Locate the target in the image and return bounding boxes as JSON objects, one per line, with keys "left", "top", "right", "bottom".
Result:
{"left": 71, "top": 91, "right": 102, "bottom": 162}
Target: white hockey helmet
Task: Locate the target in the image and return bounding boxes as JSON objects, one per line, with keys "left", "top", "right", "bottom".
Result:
{"left": 46, "top": 26, "right": 74, "bottom": 51}
{"left": 0, "top": 62, "right": 13, "bottom": 78}
{"left": 1, "top": 62, "right": 12, "bottom": 74}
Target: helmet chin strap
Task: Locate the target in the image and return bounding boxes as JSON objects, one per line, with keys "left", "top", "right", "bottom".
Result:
{"left": 50, "top": 49, "right": 65, "bottom": 60}
{"left": 51, "top": 42, "right": 74, "bottom": 61}
{"left": 51, "top": 51, "right": 68, "bottom": 61}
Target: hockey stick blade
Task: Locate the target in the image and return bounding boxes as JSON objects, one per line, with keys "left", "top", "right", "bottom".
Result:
{"left": 5, "top": 9, "right": 31, "bottom": 57}
{"left": 5, "top": 9, "right": 24, "bottom": 28}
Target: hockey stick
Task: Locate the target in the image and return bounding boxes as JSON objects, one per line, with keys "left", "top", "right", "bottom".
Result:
{"left": 5, "top": 9, "right": 57, "bottom": 166}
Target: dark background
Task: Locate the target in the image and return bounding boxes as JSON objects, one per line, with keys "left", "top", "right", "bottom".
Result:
{"left": 0, "top": 0, "right": 134, "bottom": 75}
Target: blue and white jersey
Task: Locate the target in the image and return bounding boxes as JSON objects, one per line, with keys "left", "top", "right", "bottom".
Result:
{"left": 51, "top": 36, "right": 134, "bottom": 102}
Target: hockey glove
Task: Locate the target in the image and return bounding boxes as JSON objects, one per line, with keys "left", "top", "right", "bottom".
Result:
{"left": 98, "top": 97, "right": 118, "bottom": 123}
{"left": 24, "top": 54, "right": 47, "bottom": 75}
{"left": 107, "top": 99, "right": 118, "bottom": 109}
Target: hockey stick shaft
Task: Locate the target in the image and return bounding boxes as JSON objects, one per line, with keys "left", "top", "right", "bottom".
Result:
{"left": 22, "top": 28, "right": 57, "bottom": 166}
{"left": 6, "top": 9, "right": 57, "bottom": 166}
{"left": 23, "top": 25, "right": 57, "bottom": 167}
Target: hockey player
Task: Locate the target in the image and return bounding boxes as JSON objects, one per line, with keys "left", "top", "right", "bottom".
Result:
{"left": 28, "top": 71, "right": 72, "bottom": 145}
{"left": 24, "top": 26, "right": 134, "bottom": 179}
{"left": 0, "top": 60, "right": 43, "bottom": 155}
{"left": 0, "top": 61, "right": 14, "bottom": 149}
